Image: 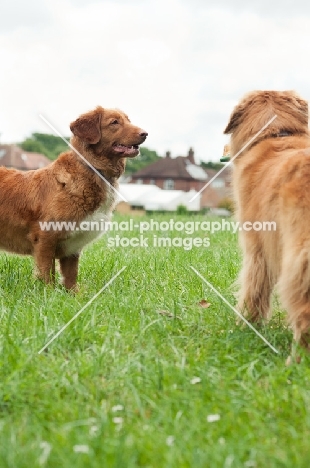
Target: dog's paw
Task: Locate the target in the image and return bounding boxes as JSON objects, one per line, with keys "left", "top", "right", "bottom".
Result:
{"left": 60, "top": 277, "right": 79, "bottom": 294}
{"left": 68, "top": 284, "right": 79, "bottom": 294}
{"left": 285, "top": 354, "right": 301, "bottom": 366}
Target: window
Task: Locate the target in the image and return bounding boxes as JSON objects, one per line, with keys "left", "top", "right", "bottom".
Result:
{"left": 211, "top": 179, "right": 225, "bottom": 188}
{"left": 163, "top": 179, "right": 174, "bottom": 190}
{"left": 136, "top": 178, "right": 143, "bottom": 184}
{"left": 149, "top": 179, "right": 155, "bottom": 185}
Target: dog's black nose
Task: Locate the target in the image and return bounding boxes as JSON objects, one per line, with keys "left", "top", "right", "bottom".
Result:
{"left": 139, "top": 131, "right": 148, "bottom": 137}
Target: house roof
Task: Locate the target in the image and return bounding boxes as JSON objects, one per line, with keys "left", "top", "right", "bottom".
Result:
{"left": 132, "top": 152, "right": 208, "bottom": 181}
{"left": 203, "top": 166, "right": 231, "bottom": 183}
{"left": 0, "top": 144, "right": 51, "bottom": 170}
{"left": 131, "top": 152, "right": 232, "bottom": 184}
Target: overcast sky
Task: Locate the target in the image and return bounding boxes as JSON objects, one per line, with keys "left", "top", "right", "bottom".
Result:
{"left": 1, "top": 0, "right": 310, "bottom": 162}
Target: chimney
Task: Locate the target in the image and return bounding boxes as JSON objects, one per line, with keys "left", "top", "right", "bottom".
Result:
{"left": 188, "top": 147, "right": 195, "bottom": 164}
{"left": 165, "top": 151, "right": 171, "bottom": 158}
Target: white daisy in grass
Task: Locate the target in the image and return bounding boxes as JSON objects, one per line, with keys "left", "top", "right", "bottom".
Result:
{"left": 207, "top": 414, "right": 221, "bottom": 423}
{"left": 190, "top": 377, "right": 201, "bottom": 384}
{"left": 73, "top": 445, "right": 89, "bottom": 453}
{"left": 166, "top": 436, "right": 175, "bottom": 446}
{"left": 112, "top": 404, "right": 124, "bottom": 412}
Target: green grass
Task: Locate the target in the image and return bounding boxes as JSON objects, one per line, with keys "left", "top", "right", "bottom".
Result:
{"left": 0, "top": 213, "right": 309, "bottom": 467}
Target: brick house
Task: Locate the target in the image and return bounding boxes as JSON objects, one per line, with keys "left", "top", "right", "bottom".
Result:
{"left": 0, "top": 144, "right": 51, "bottom": 170}
{"left": 130, "top": 148, "right": 231, "bottom": 209}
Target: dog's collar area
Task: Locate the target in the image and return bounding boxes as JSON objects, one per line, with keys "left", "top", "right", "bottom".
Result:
{"left": 82, "top": 161, "right": 116, "bottom": 184}
{"left": 221, "top": 131, "right": 294, "bottom": 162}
{"left": 94, "top": 168, "right": 116, "bottom": 184}
{"left": 95, "top": 168, "right": 106, "bottom": 177}
{"left": 270, "top": 130, "right": 293, "bottom": 138}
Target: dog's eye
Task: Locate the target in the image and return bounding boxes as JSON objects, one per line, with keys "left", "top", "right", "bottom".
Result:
{"left": 110, "top": 119, "right": 119, "bottom": 125}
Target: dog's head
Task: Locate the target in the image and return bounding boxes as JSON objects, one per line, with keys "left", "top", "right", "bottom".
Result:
{"left": 70, "top": 107, "right": 148, "bottom": 159}
{"left": 223, "top": 90, "right": 308, "bottom": 156}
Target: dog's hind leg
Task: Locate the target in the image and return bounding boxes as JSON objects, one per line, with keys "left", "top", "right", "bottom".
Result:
{"left": 278, "top": 246, "right": 310, "bottom": 352}
{"left": 237, "top": 247, "right": 273, "bottom": 323}
{"left": 59, "top": 253, "right": 79, "bottom": 291}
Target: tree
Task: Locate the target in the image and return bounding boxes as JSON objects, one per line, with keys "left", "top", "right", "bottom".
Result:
{"left": 200, "top": 161, "right": 225, "bottom": 171}
{"left": 19, "top": 133, "right": 69, "bottom": 160}
{"left": 19, "top": 138, "right": 46, "bottom": 155}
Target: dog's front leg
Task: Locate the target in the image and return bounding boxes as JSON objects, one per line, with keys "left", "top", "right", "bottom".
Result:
{"left": 33, "top": 235, "right": 57, "bottom": 285}
{"left": 59, "top": 254, "right": 80, "bottom": 291}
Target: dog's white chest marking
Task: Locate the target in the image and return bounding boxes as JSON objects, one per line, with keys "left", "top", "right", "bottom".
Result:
{"left": 61, "top": 186, "right": 116, "bottom": 256}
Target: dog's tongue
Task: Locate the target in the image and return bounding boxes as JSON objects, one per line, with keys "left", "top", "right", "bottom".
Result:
{"left": 114, "top": 144, "right": 137, "bottom": 155}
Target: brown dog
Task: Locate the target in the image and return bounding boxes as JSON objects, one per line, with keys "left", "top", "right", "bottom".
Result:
{"left": 224, "top": 90, "right": 310, "bottom": 350}
{"left": 0, "top": 107, "right": 147, "bottom": 290}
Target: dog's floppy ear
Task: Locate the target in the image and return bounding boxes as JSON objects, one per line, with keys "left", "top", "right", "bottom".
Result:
{"left": 282, "top": 91, "right": 308, "bottom": 125}
{"left": 223, "top": 101, "right": 248, "bottom": 135}
{"left": 70, "top": 108, "right": 103, "bottom": 144}
{"left": 295, "top": 96, "right": 308, "bottom": 124}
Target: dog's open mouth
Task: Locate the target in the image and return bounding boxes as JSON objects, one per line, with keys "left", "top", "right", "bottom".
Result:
{"left": 113, "top": 143, "right": 140, "bottom": 157}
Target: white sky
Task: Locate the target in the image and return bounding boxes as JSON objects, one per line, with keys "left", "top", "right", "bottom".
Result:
{"left": 1, "top": 0, "right": 310, "bottom": 162}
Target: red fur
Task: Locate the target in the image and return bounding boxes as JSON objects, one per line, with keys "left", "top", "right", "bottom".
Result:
{"left": 0, "top": 107, "right": 147, "bottom": 290}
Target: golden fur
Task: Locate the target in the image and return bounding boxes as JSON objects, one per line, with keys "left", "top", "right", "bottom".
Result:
{"left": 0, "top": 107, "right": 147, "bottom": 290}
{"left": 224, "top": 90, "right": 310, "bottom": 349}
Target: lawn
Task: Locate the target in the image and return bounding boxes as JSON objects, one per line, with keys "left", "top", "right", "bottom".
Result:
{"left": 0, "top": 213, "right": 309, "bottom": 468}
